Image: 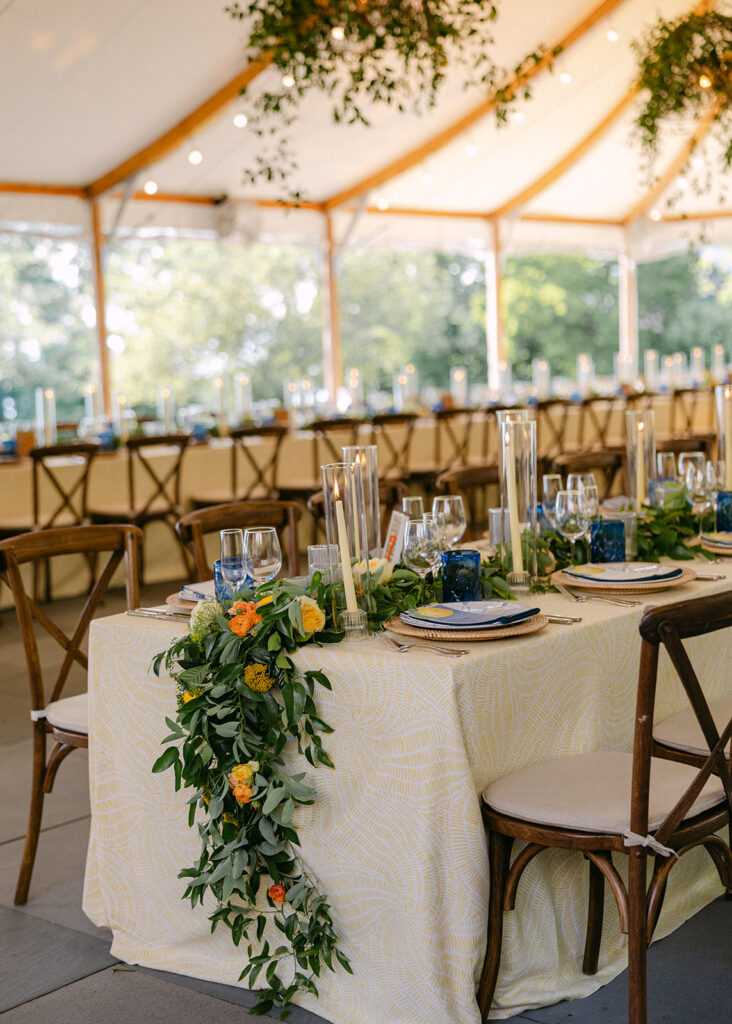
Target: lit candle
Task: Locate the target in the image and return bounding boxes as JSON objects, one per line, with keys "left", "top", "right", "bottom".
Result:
{"left": 84, "top": 383, "right": 101, "bottom": 424}
{"left": 235, "top": 374, "right": 253, "bottom": 423}
{"left": 117, "top": 393, "right": 129, "bottom": 441}
{"left": 644, "top": 349, "right": 658, "bottom": 389}
{"left": 712, "top": 345, "right": 726, "bottom": 384}
{"left": 505, "top": 429, "right": 524, "bottom": 574}
{"left": 450, "top": 367, "right": 468, "bottom": 406}
{"left": 35, "top": 387, "right": 56, "bottom": 446}
{"left": 213, "top": 378, "right": 227, "bottom": 435}
{"left": 725, "top": 386, "right": 732, "bottom": 489}
{"left": 532, "top": 359, "right": 550, "bottom": 399}
{"left": 690, "top": 346, "right": 704, "bottom": 384}
{"left": 636, "top": 420, "right": 646, "bottom": 508}
{"left": 334, "top": 480, "right": 358, "bottom": 613}
{"left": 158, "top": 388, "right": 174, "bottom": 433}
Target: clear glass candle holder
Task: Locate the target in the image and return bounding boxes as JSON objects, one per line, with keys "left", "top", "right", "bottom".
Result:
{"left": 715, "top": 384, "right": 732, "bottom": 491}
{"left": 625, "top": 409, "right": 655, "bottom": 510}
{"left": 321, "top": 462, "right": 372, "bottom": 632}
{"left": 499, "top": 419, "right": 537, "bottom": 591}
{"left": 342, "top": 444, "right": 381, "bottom": 556}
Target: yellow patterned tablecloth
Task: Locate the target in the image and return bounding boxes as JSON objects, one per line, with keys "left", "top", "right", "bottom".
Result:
{"left": 83, "top": 576, "right": 731, "bottom": 1024}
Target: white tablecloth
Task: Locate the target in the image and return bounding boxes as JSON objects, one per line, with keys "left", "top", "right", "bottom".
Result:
{"left": 82, "top": 572, "right": 731, "bottom": 1023}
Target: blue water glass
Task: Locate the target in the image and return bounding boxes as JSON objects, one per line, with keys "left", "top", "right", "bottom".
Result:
{"left": 214, "top": 558, "right": 252, "bottom": 606}
{"left": 441, "top": 549, "right": 481, "bottom": 602}
{"left": 589, "top": 520, "right": 625, "bottom": 563}
{"left": 192, "top": 423, "right": 209, "bottom": 442}
{"left": 716, "top": 491, "right": 732, "bottom": 532}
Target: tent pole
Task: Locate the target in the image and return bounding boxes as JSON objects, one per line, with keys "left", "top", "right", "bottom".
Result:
{"left": 89, "top": 199, "right": 112, "bottom": 416}
{"left": 322, "top": 214, "right": 343, "bottom": 401}
{"left": 618, "top": 230, "right": 639, "bottom": 376}
{"left": 485, "top": 219, "right": 504, "bottom": 391}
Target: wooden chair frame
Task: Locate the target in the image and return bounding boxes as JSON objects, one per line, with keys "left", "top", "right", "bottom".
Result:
{"left": 370, "top": 413, "right": 417, "bottom": 478}
{"left": 0, "top": 525, "right": 141, "bottom": 905}
{"left": 229, "top": 424, "right": 288, "bottom": 500}
{"left": 435, "top": 464, "right": 499, "bottom": 541}
{"left": 578, "top": 396, "right": 618, "bottom": 450}
{"left": 30, "top": 442, "right": 100, "bottom": 529}
{"left": 478, "top": 591, "right": 732, "bottom": 1024}
{"left": 308, "top": 418, "right": 361, "bottom": 482}
{"left": 551, "top": 449, "right": 624, "bottom": 503}
{"left": 176, "top": 500, "right": 302, "bottom": 581}
{"left": 535, "top": 399, "right": 573, "bottom": 467}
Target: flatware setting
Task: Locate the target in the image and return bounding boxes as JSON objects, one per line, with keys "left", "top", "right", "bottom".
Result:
{"left": 553, "top": 582, "right": 640, "bottom": 607}
{"left": 378, "top": 631, "right": 467, "bottom": 657}
{"left": 126, "top": 608, "right": 191, "bottom": 622}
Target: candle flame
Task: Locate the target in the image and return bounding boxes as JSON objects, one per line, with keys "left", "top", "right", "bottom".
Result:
{"left": 726, "top": 387, "right": 731, "bottom": 400}
{"left": 161, "top": 388, "right": 170, "bottom": 398}
{"left": 334, "top": 479, "right": 340, "bottom": 499}
{"left": 638, "top": 421, "right": 644, "bottom": 432}
{"left": 214, "top": 378, "right": 223, "bottom": 387}
{"left": 44, "top": 389, "right": 53, "bottom": 399}
{"left": 504, "top": 430, "right": 510, "bottom": 444}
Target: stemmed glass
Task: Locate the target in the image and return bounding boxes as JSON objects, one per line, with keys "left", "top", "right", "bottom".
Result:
{"left": 542, "top": 474, "right": 562, "bottom": 529}
{"left": 567, "top": 472, "right": 597, "bottom": 493}
{"left": 554, "top": 489, "right": 591, "bottom": 564}
{"left": 685, "top": 465, "right": 711, "bottom": 544}
{"left": 423, "top": 510, "right": 447, "bottom": 551}
{"left": 402, "top": 519, "right": 443, "bottom": 579}
{"left": 220, "top": 528, "right": 249, "bottom": 596}
{"left": 705, "top": 460, "right": 726, "bottom": 513}
{"left": 243, "top": 527, "right": 282, "bottom": 585}
{"left": 656, "top": 452, "right": 678, "bottom": 481}
{"left": 678, "top": 451, "right": 705, "bottom": 481}
{"left": 432, "top": 495, "right": 466, "bottom": 548}
{"left": 402, "top": 495, "right": 425, "bottom": 519}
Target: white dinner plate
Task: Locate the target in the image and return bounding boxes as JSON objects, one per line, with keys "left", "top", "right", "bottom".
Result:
{"left": 564, "top": 562, "right": 683, "bottom": 584}
{"left": 400, "top": 601, "right": 539, "bottom": 630}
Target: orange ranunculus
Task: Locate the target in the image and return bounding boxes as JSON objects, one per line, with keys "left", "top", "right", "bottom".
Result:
{"left": 232, "top": 783, "right": 253, "bottom": 804}
{"left": 268, "top": 883, "right": 286, "bottom": 904}
{"left": 229, "top": 601, "right": 261, "bottom": 637}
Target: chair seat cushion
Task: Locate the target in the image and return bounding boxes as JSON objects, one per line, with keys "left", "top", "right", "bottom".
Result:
{"left": 45, "top": 693, "right": 88, "bottom": 735}
{"left": 653, "top": 696, "right": 732, "bottom": 757}
{"left": 483, "top": 750, "right": 725, "bottom": 834}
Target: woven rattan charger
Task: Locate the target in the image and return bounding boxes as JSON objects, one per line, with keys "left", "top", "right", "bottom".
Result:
{"left": 385, "top": 614, "right": 549, "bottom": 642}
{"left": 551, "top": 566, "right": 696, "bottom": 594}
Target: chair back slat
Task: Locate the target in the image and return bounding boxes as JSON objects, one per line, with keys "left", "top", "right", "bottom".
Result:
{"left": 30, "top": 442, "right": 99, "bottom": 528}
{"left": 434, "top": 408, "right": 474, "bottom": 467}
{"left": 370, "top": 413, "right": 417, "bottom": 477}
{"left": 436, "top": 464, "right": 499, "bottom": 538}
{"left": 551, "top": 450, "right": 623, "bottom": 502}
{"left": 124, "top": 434, "right": 190, "bottom": 516}
{"left": 310, "top": 419, "right": 361, "bottom": 481}
{"left": 0, "top": 525, "right": 141, "bottom": 713}
{"left": 176, "top": 500, "right": 302, "bottom": 580}
{"left": 229, "top": 424, "right": 287, "bottom": 500}
{"left": 632, "top": 593, "right": 732, "bottom": 845}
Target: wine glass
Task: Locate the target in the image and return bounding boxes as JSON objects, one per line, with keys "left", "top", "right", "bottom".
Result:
{"left": 656, "top": 452, "right": 678, "bottom": 481}
{"left": 423, "top": 510, "right": 447, "bottom": 551}
{"left": 542, "top": 474, "right": 562, "bottom": 529}
{"left": 678, "top": 451, "right": 705, "bottom": 480}
{"left": 402, "top": 495, "right": 424, "bottom": 518}
{"left": 243, "top": 527, "right": 282, "bottom": 586}
{"left": 554, "top": 489, "right": 591, "bottom": 564}
{"left": 567, "top": 472, "right": 597, "bottom": 493}
{"left": 432, "top": 495, "right": 466, "bottom": 548}
{"left": 220, "top": 528, "right": 249, "bottom": 595}
{"left": 685, "top": 465, "right": 711, "bottom": 544}
{"left": 402, "top": 519, "right": 443, "bottom": 579}
{"left": 705, "top": 460, "right": 726, "bottom": 511}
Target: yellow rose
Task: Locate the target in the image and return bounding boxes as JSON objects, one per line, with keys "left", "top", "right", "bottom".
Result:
{"left": 230, "top": 763, "right": 253, "bottom": 783}
{"left": 182, "top": 691, "right": 195, "bottom": 703}
{"left": 299, "top": 595, "right": 326, "bottom": 634}
{"left": 256, "top": 594, "right": 274, "bottom": 608}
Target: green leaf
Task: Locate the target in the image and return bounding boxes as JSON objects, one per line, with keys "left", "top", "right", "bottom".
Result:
{"left": 152, "top": 747, "right": 179, "bottom": 774}
{"left": 262, "top": 786, "right": 287, "bottom": 815}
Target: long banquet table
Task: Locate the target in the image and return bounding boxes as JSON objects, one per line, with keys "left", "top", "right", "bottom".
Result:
{"left": 82, "top": 571, "right": 731, "bottom": 1024}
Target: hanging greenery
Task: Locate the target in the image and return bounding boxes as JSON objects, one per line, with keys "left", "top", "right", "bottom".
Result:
{"left": 224, "top": 1, "right": 551, "bottom": 189}
{"left": 633, "top": 10, "right": 732, "bottom": 183}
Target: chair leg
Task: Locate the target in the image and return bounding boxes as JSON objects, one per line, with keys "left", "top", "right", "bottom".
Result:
{"left": 477, "top": 830, "right": 514, "bottom": 1023}
{"left": 582, "top": 856, "right": 605, "bottom": 975}
{"left": 627, "top": 847, "right": 649, "bottom": 1024}
{"left": 14, "top": 728, "right": 47, "bottom": 905}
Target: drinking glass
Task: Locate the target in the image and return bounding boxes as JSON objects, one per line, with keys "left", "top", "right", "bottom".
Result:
{"left": 423, "top": 510, "right": 447, "bottom": 550}
{"left": 308, "top": 544, "right": 340, "bottom": 582}
{"left": 402, "top": 519, "right": 443, "bottom": 579}
{"left": 678, "top": 451, "right": 705, "bottom": 480}
{"left": 402, "top": 495, "right": 424, "bottom": 519}
{"left": 542, "top": 474, "right": 562, "bottom": 529}
{"left": 554, "top": 489, "right": 591, "bottom": 563}
{"left": 684, "top": 464, "right": 711, "bottom": 543}
{"left": 705, "top": 460, "right": 726, "bottom": 509}
{"left": 243, "top": 527, "right": 282, "bottom": 585}
{"left": 656, "top": 452, "right": 678, "bottom": 481}
{"left": 432, "top": 494, "right": 467, "bottom": 547}
{"left": 219, "top": 528, "right": 249, "bottom": 594}
{"left": 567, "top": 472, "right": 597, "bottom": 493}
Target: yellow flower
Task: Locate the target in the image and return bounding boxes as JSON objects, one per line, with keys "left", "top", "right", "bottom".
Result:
{"left": 230, "top": 763, "right": 253, "bottom": 783}
{"left": 256, "top": 594, "right": 274, "bottom": 608}
{"left": 182, "top": 691, "right": 195, "bottom": 703}
{"left": 222, "top": 811, "right": 237, "bottom": 824}
{"left": 298, "top": 595, "right": 326, "bottom": 635}
{"left": 243, "top": 664, "right": 275, "bottom": 692}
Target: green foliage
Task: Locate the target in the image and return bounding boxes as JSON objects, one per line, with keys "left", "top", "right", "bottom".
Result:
{"left": 224, "top": 2, "right": 545, "bottom": 189}
{"left": 634, "top": 13, "right": 732, "bottom": 170}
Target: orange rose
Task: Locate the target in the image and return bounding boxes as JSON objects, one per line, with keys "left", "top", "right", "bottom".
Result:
{"left": 268, "top": 883, "right": 286, "bottom": 904}
{"left": 232, "top": 783, "right": 253, "bottom": 803}
{"left": 229, "top": 601, "right": 261, "bottom": 637}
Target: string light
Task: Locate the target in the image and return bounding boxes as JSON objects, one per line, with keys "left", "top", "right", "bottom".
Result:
{"left": 606, "top": 28, "right": 619, "bottom": 42}
{"left": 142, "top": 179, "right": 158, "bottom": 195}
{"left": 699, "top": 74, "right": 712, "bottom": 89}
{"left": 233, "top": 112, "right": 248, "bottom": 128}
{"left": 188, "top": 149, "right": 203, "bottom": 165}
{"left": 282, "top": 73, "right": 295, "bottom": 88}
{"left": 331, "top": 26, "right": 345, "bottom": 41}
{"left": 649, "top": 208, "right": 662, "bottom": 222}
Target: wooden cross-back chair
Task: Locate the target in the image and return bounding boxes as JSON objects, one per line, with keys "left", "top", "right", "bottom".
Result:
{"left": 670, "top": 387, "right": 709, "bottom": 437}
{"left": 369, "top": 413, "right": 418, "bottom": 479}
{"left": 0, "top": 442, "right": 100, "bottom": 602}
{"left": 551, "top": 449, "right": 624, "bottom": 503}
{"left": 89, "top": 433, "right": 191, "bottom": 580}
{"left": 405, "top": 407, "right": 475, "bottom": 497}
{"left": 175, "top": 500, "right": 302, "bottom": 581}
{"left": 435, "top": 464, "right": 499, "bottom": 541}
{"left": 477, "top": 590, "right": 732, "bottom": 1024}
{"left": 534, "top": 399, "right": 573, "bottom": 471}
{"left": 0, "top": 525, "right": 141, "bottom": 905}
{"left": 190, "top": 424, "right": 288, "bottom": 508}
{"left": 307, "top": 479, "right": 408, "bottom": 545}
{"left": 656, "top": 435, "right": 715, "bottom": 459}
{"left": 578, "top": 396, "right": 621, "bottom": 451}
{"left": 278, "top": 418, "right": 361, "bottom": 504}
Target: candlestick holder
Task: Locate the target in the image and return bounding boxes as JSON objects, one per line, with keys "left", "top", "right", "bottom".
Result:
{"left": 499, "top": 420, "right": 537, "bottom": 592}
{"left": 321, "top": 462, "right": 372, "bottom": 634}
{"left": 625, "top": 409, "right": 655, "bottom": 511}
{"left": 342, "top": 444, "right": 381, "bottom": 556}
{"left": 715, "top": 385, "right": 732, "bottom": 491}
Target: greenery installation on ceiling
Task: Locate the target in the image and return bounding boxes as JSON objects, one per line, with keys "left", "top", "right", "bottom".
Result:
{"left": 633, "top": 9, "right": 732, "bottom": 189}
{"left": 225, "top": 0, "right": 548, "bottom": 189}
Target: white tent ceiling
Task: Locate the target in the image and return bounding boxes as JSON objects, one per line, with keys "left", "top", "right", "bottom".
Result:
{"left": 1, "top": 0, "right": 731, "bottom": 256}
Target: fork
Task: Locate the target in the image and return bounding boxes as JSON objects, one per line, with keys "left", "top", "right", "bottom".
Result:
{"left": 377, "top": 632, "right": 468, "bottom": 657}
{"left": 553, "top": 582, "right": 640, "bottom": 608}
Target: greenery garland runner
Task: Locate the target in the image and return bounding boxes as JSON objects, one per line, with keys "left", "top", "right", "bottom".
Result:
{"left": 150, "top": 503, "right": 712, "bottom": 1015}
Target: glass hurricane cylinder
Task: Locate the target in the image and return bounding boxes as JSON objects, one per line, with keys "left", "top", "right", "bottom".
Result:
{"left": 532, "top": 359, "right": 551, "bottom": 399}
{"left": 644, "top": 349, "right": 659, "bottom": 390}
{"left": 157, "top": 388, "right": 175, "bottom": 433}
{"left": 35, "top": 387, "right": 56, "bottom": 446}
{"left": 577, "top": 353, "right": 594, "bottom": 397}
{"left": 234, "top": 374, "right": 253, "bottom": 423}
{"left": 625, "top": 409, "right": 655, "bottom": 510}
{"left": 712, "top": 345, "right": 726, "bottom": 385}
{"left": 342, "top": 444, "right": 380, "bottom": 556}
{"left": 321, "top": 462, "right": 372, "bottom": 635}
{"left": 499, "top": 420, "right": 538, "bottom": 591}
{"left": 690, "top": 346, "right": 705, "bottom": 385}
{"left": 449, "top": 367, "right": 468, "bottom": 406}
{"left": 715, "top": 384, "right": 732, "bottom": 490}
